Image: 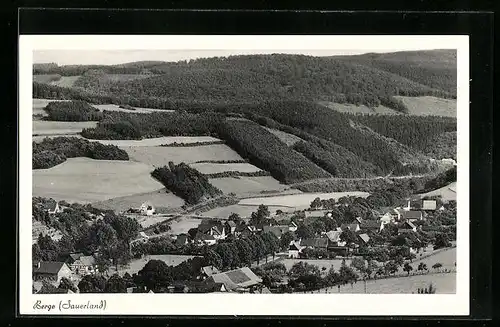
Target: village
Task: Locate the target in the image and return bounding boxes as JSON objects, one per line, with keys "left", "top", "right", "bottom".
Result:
{"left": 32, "top": 189, "right": 457, "bottom": 294}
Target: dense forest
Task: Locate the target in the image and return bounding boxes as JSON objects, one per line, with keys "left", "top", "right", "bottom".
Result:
{"left": 419, "top": 131, "right": 457, "bottom": 160}
{"left": 333, "top": 50, "right": 457, "bottom": 95}
{"left": 33, "top": 137, "right": 129, "bottom": 169}
{"left": 44, "top": 100, "right": 103, "bottom": 121}
{"left": 151, "top": 162, "right": 223, "bottom": 205}
{"left": 217, "top": 120, "right": 331, "bottom": 184}
{"left": 34, "top": 52, "right": 455, "bottom": 112}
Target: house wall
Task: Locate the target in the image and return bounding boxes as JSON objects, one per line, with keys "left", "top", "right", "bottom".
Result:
{"left": 57, "top": 264, "right": 73, "bottom": 281}
{"left": 288, "top": 250, "right": 300, "bottom": 258}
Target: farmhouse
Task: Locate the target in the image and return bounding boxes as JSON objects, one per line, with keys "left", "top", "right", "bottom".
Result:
{"left": 325, "top": 230, "right": 346, "bottom": 247}
{"left": 401, "top": 210, "right": 423, "bottom": 222}
{"left": 71, "top": 255, "right": 98, "bottom": 275}
{"left": 33, "top": 261, "right": 73, "bottom": 283}
{"left": 288, "top": 241, "right": 305, "bottom": 258}
{"left": 300, "top": 237, "right": 329, "bottom": 251}
{"left": 224, "top": 221, "right": 237, "bottom": 234}
{"left": 288, "top": 221, "right": 298, "bottom": 232}
{"left": 139, "top": 201, "right": 156, "bottom": 216}
{"left": 235, "top": 224, "right": 257, "bottom": 238}
{"left": 198, "top": 220, "right": 227, "bottom": 240}
{"left": 194, "top": 232, "right": 217, "bottom": 246}
{"left": 359, "top": 220, "right": 384, "bottom": 233}
{"left": 304, "top": 210, "right": 331, "bottom": 219}
{"left": 204, "top": 267, "right": 263, "bottom": 293}
{"left": 46, "top": 201, "right": 63, "bottom": 215}
{"left": 201, "top": 265, "right": 221, "bottom": 279}
{"left": 175, "top": 234, "right": 190, "bottom": 246}
{"left": 262, "top": 225, "right": 289, "bottom": 239}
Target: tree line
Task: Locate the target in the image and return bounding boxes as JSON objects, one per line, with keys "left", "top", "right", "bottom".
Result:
{"left": 44, "top": 100, "right": 103, "bottom": 121}
{"left": 33, "top": 137, "right": 129, "bottom": 169}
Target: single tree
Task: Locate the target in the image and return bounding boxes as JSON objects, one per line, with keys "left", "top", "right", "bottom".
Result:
{"left": 58, "top": 277, "right": 78, "bottom": 293}
{"left": 432, "top": 262, "right": 443, "bottom": 271}
{"left": 403, "top": 262, "right": 413, "bottom": 276}
{"left": 137, "top": 259, "right": 173, "bottom": 292}
{"left": 104, "top": 274, "right": 127, "bottom": 293}
{"left": 78, "top": 275, "right": 107, "bottom": 293}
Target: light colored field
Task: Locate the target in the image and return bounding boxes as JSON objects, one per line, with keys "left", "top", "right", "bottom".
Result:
{"left": 33, "top": 121, "right": 98, "bottom": 135}
{"left": 33, "top": 135, "right": 85, "bottom": 143}
{"left": 238, "top": 192, "right": 370, "bottom": 210}
{"left": 122, "top": 144, "right": 243, "bottom": 166}
{"left": 92, "top": 104, "right": 173, "bottom": 114}
{"left": 394, "top": 96, "right": 457, "bottom": 117}
{"left": 91, "top": 188, "right": 185, "bottom": 213}
{"left": 92, "top": 136, "right": 221, "bottom": 147}
{"left": 420, "top": 182, "right": 457, "bottom": 202}
{"left": 319, "top": 101, "right": 399, "bottom": 115}
{"left": 209, "top": 176, "right": 294, "bottom": 197}
{"left": 32, "top": 98, "right": 70, "bottom": 116}
{"left": 200, "top": 204, "right": 299, "bottom": 219}
{"left": 168, "top": 217, "right": 202, "bottom": 235}
{"left": 111, "top": 254, "right": 201, "bottom": 276}
{"left": 318, "top": 273, "right": 456, "bottom": 294}
{"left": 51, "top": 76, "right": 81, "bottom": 88}
{"left": 33, "top": 74, "right": 61, "bottom": 84}
{"left": 106, "top": 74, "right": 159, "bottom": 82}
{"left": 262, "top": 127, "right": 305, "bottom": 146}
{"left": 33, "top": 157, "right": 164, "bottom": 203}
{"left": 190, "top": 163, "right": 262, "bottom": 174}
{"left": 409, "top": 247, "right": 456, "bottom": 272}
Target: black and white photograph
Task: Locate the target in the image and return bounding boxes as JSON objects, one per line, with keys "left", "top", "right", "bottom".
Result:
{"left": 19, "top": 35, "right": 470, "bottom": 316}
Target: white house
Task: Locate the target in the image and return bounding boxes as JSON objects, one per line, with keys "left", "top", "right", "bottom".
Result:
{"left": 140, "top": 202, "right": 155, "bottom": 216}
{"left": 288, "top": 241, "right": 304, "bottom": 258}
{"left": 288, "top": 221, "right": 298, "bottom": 232}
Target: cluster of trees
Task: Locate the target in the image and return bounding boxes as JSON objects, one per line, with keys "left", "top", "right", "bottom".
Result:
{"left": 160, "top": 140, "right": 224, "bottom": 147}
{"left": 33, "top": 137, "right": 129, "bottom": 169}
{"left": 32, "top": 200, "right": 140, "bottom": 272}
{"left": 420, "top": 131, "right": 457, "bottom": 160}
{"left": 44, "top": 100, "right": 103, "bottom": 121}
{"left": 420, "top": 166, "right": 456, "bottom": 193}
{"left": 203, "top": 170, "right": 270, "bottom": 179}
{"left": 151, "top": 162, "right": 223, "bottom": 205}
{"left": 33, "top": 74, "right": 62, "bottom": 84}
{"left": 218, "top": 119, "right": 331, "bottom": 183}
{"left": 131, "top": 236, "right": 205, "bottom": 257}
{"left": 81, "top": 110, "right": 223, "bottom": 140}
{"left": 351, "top": 113, "right": 456, "bottom": 151}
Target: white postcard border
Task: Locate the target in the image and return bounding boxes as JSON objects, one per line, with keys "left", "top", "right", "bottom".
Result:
{"left": 19, "top": 35, "right": 469, "bottom": 316}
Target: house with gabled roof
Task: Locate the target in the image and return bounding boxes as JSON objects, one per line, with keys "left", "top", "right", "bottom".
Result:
{"left": 402, "top": 210, "right": 423, "bottom": 222}
{"left": 33, "top": 261, "right": 73, "bottom": 283}
{"left": 422, "top": 200, "right": 437, "bottom": 211}
{"left": 224, "top": 221, "right": 237, "bottom": 234}
{"left": 198, "top": 220, "right": 227, "bottom": 240}
{"left": 175, "top": 234, "right": 190, "bottom": 246}
{"left": 288, "top": 221, "right": 298, "bottom": 232}
{"left": 45, "top": 201, "right": 62, "bottom": 215}
{"left": 204, "top": 267, "right": 262, "bottom": 292}
{"left": 358, "top": 233, "right": 370, "bottom": 245}
{"left": 288, "top": 240, "right": 305, "bottom": 258}
{"left": 304, "top": 210, "right": 330, "bottom": 219}
{"left": 398, "top": 221, "right": 417, "bottom": 234}
{"left": 71, "top": 255, "right": 98, "bottom": 276}
{"left": 300, "top": 237, "right": 329, "bottom": 250}
{"left": 194, "top": 232, "right": 217, "bottom": 246}
{"left": 325, "top": 230, "right": 346, "bottom": 247}
{"left": 340, "top": 223, "right": 360, "bottom": 233}
{"left": 360, "top": 220, "right": 384, "bottom": 233}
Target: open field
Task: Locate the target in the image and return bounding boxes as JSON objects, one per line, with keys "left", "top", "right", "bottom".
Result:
{"left": 110, "top": 254, "right": 201, "bottom": 277}
{"left": 262, "top": 127, "right": 305, "bottom": 146}
{"left": 92, "top": 104, "right": 174, "bottom": 114}
{"left": 91, "top": 188, "right": 185, "bottom": 213}
{"left": 316, "top": 273, "right": 456, "bottom": 294}
{"left": 209, "top": 176, "right": 296, "bottom": 197}
{"left": 419, "top": 182, "right": 457, "bottom": 202}
{"left": 319, "top": 101, "right": 399, "bottom": 115}
{"left": 91, "top": 136, "right": 221, "bottom": 147}
{"left": 238, "top": 191, "right": 370, "bottom": 210}
{"left": 122, "top": 144, "right": 244, "bottom": 166}
{"left": 168, "top": 217, "right": 203, "bottom": 235}
{"left": 394, "top": 96, "right": 457, "bottom": 117}
{"left": 33, "top": 120, "right": 98, "bottom": 136}
{"left": 200, "top": 204, "right": 299, "bottom": 219}
{"left": 190, "top": 162, "right": 262, "bottom": 174}
{"left": 33, "top": 157, "right": 164, "bottom": 203}
{"left": 409, "top": 247, "right": 456, "bottom": 272}
{"left": 51, "top": 76, "right": 81, "bottom": 88}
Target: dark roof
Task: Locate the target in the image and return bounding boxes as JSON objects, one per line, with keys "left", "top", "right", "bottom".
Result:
{"left": 206, "top": 267, "right": 262, "bottom": 290}
{"left": 226, "top": 221, "right": 237, "bottom": 227}
{"left": 402, "top": 211, "right": 422, "bottom": 219}
{"left": 195, "top": 233, "right": 215, "bottom": 241}
{"left": 325, "top": 230, "right": 342, "bottom": 242}
{"left": 68, "top": 252, "right": 84, "bottom": 262}
{"left": 360, "top": 220, "right": 381, "bottom": 229}
{"left": 289, "top": 241, "right": 302, "bottom": 251}
{"left": 340, "top": 223, "right": 359, "bottom": 231}
{"left": 300, "top": 238, "right": 328, "bottom": 248}
{"left": 33, "top": 261, "right": 66, "bottom": 275}
{"left": 262, "top": 225, "right": 289, "bottom": 238}
{"left": 176, "top": 234, "right": 189, "bottom": 245}
{"left": 402, "top": 221, "right": 416, "bottom": 229}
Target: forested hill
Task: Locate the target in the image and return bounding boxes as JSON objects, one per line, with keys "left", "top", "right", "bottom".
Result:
{"left": 331, "top": 50, "right": 457, "bottom": 95}
{"left": 33, "top": 51, "right": 455, "bottom": 112}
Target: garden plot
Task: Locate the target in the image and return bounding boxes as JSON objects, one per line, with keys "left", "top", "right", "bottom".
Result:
{"left": 33, "top": 157, "right": 164, "bottom": 203}
{"left": 33, "top": 120, "right": 98, "bottom": 136}
{"left": 122, "top": 144, "right": 243, "bottom": 166}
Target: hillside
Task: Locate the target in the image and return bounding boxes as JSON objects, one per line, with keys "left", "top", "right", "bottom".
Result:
{"left": 332, "top": 50, "right": 457, "bottom": 95}
{"left": 33, "top": 52, "right": 455, "bottom": 113}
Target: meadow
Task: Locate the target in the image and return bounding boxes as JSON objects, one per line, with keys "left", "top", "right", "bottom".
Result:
{"left": 89, "top": 136, "right": 221, "bottom": 147}
{"left": 92, "top": 104, "right": 173, "bottom": 114}
{"left": 33, "top": 98, "right": 70, "bottom": 116}
{"left": 122, "top": 144, "right": 244, "bottom": 166}
{"left": 51, "top": 76, "right": 81, "bottom": 88}
{"left": 168, "top": 217, "right": 203, "bottom": 235}
{"left": 420, "top": 182, "right": 456, "bottom": 202}
{"left": 91, "top": 188, "right": 185, "bottom": 213}
{"left": 262, "top": 127, "right": 305, "bottom": 146}
{"left": 32, "top": 157, "right": 164, "bottom": 203}
{"left": 238, "top": 191, "right": 370, "bottom": 210}
{"left": 394, "top": 96, "right": 457, "bottom": 117}
{"left": 209, "top": 176, "right": 296, "bottom": 197}
{"left": 189, "top": 162, "right": 262, "bottom": 174}
{"left": 33, "top": 120, "right": 98, "bottom": 136}
{"left": 318, "top": 101, "right": 399, "bottom": 115}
